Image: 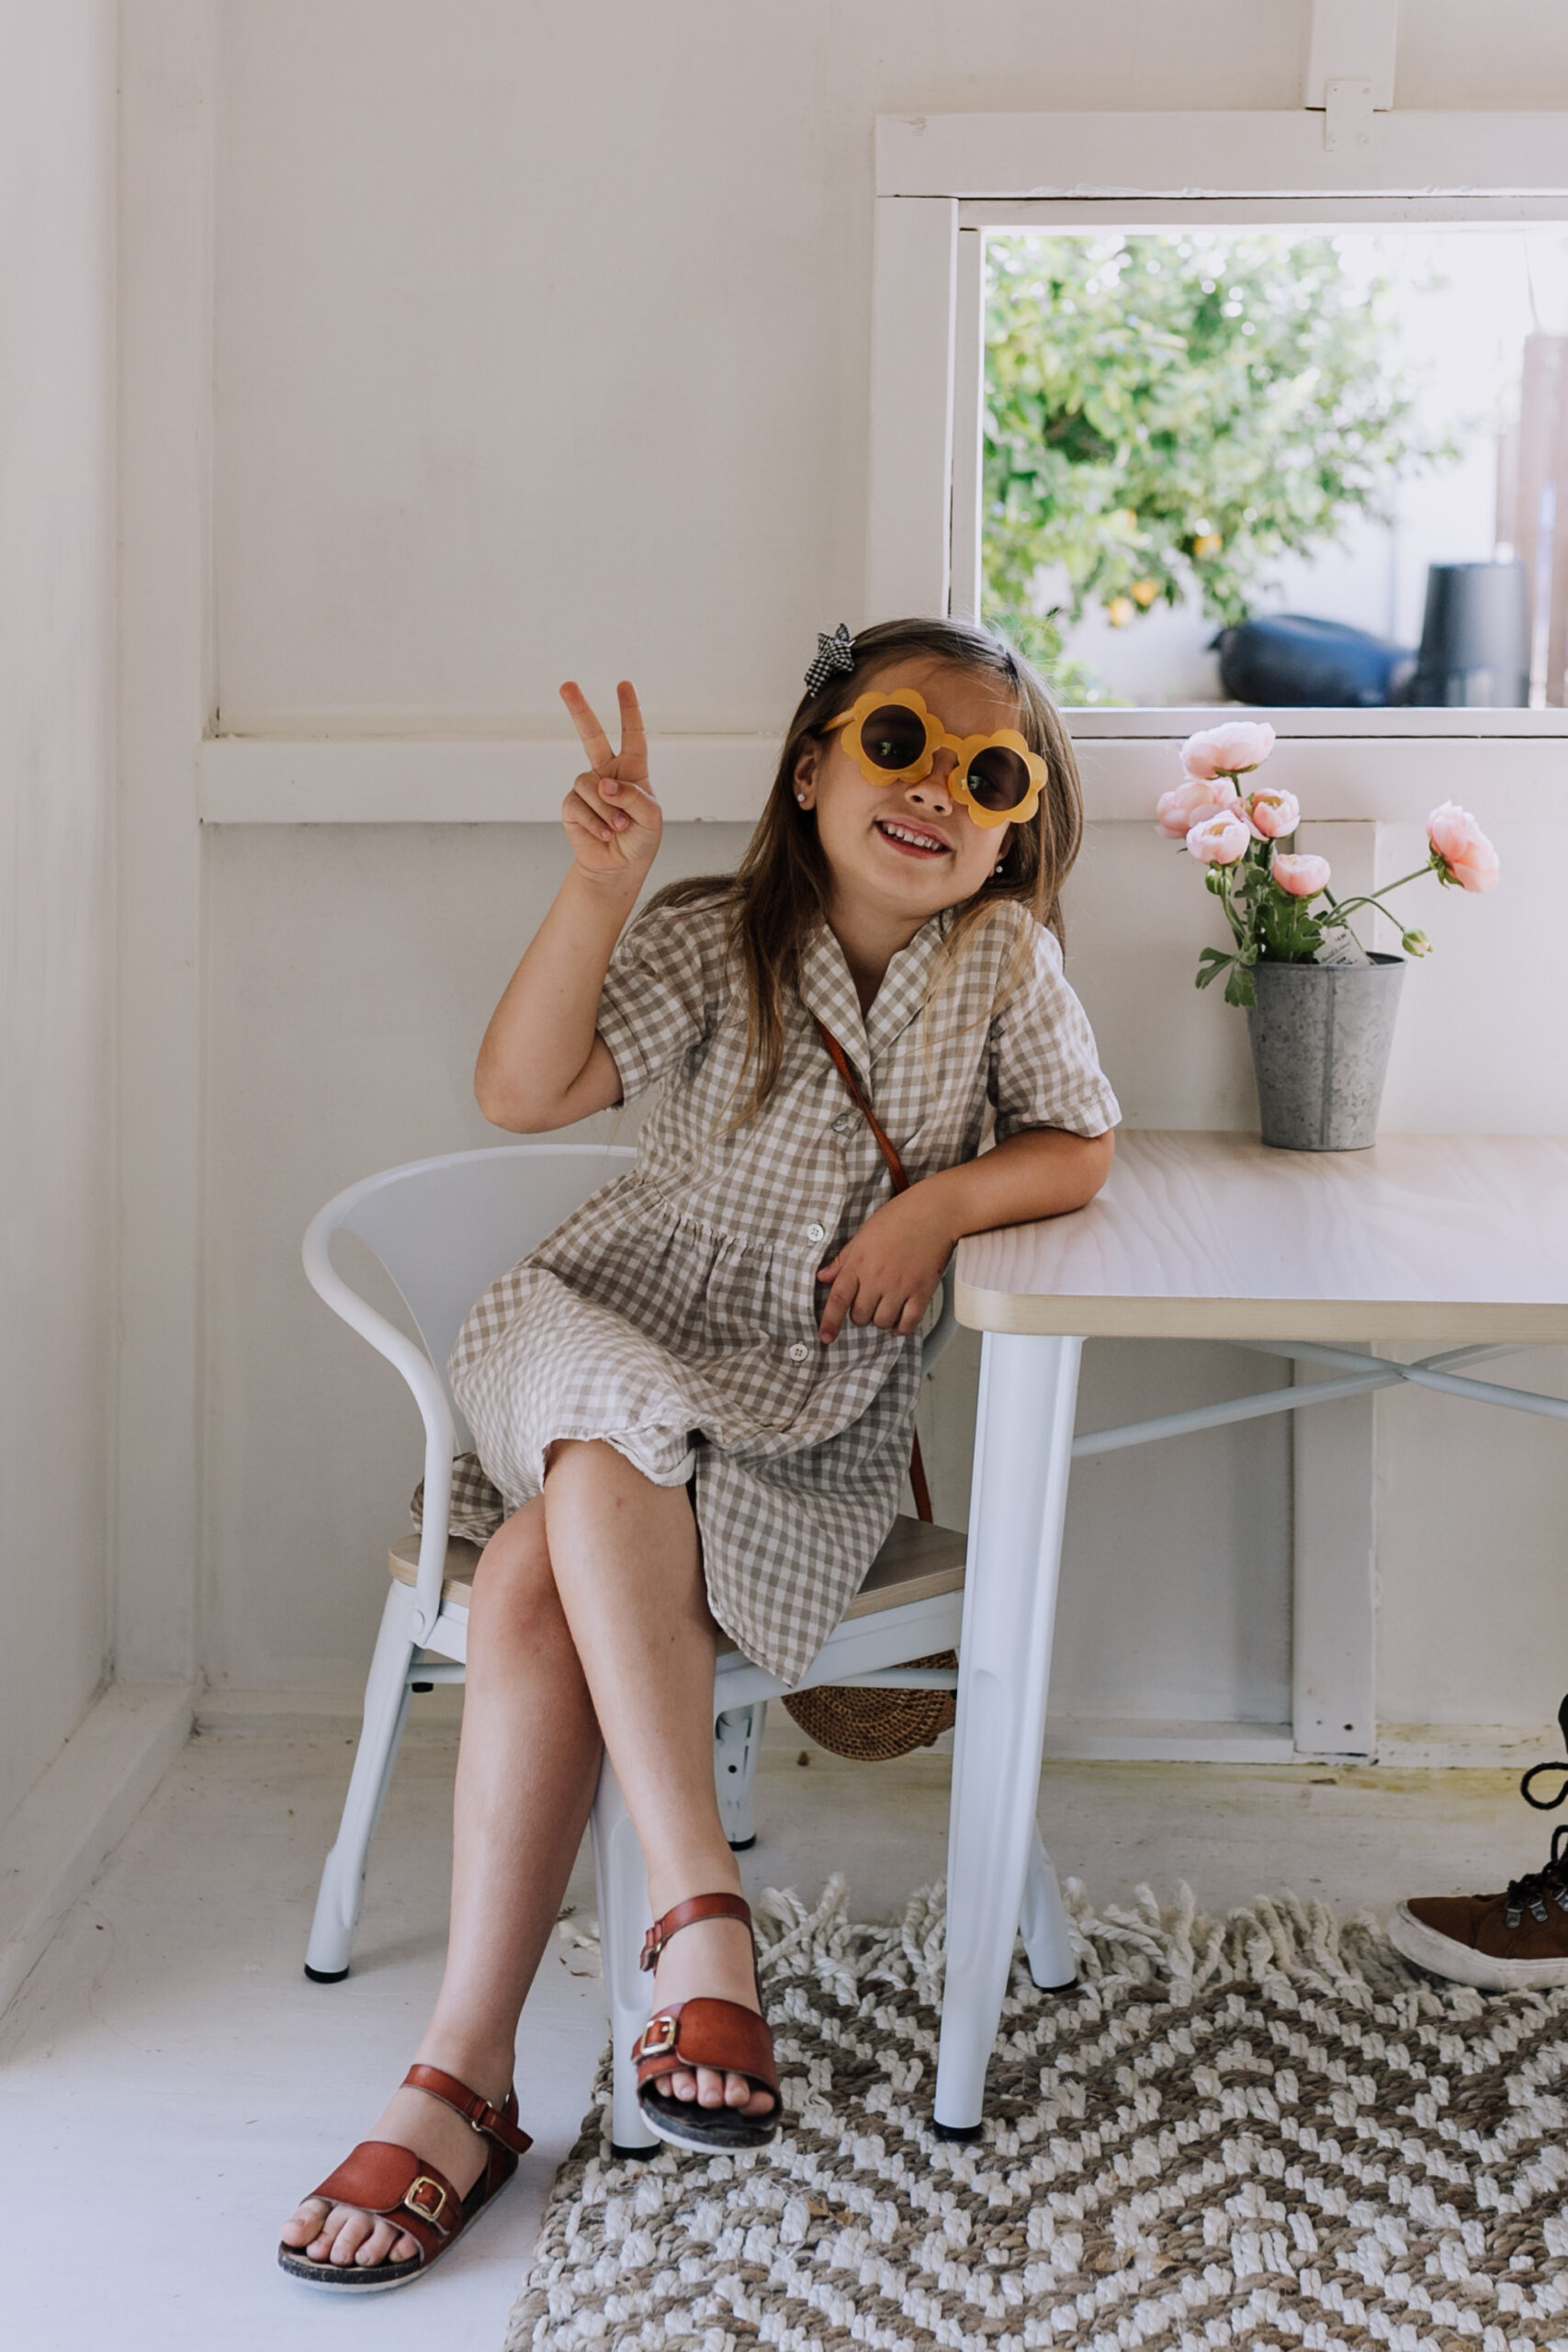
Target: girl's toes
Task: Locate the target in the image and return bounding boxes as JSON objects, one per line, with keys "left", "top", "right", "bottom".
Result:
{"left": 281, "top": 2197, "right": 329, "bottom": 2248}
{"left": 744, "top": 2086, "right": 776, "bottom": 2118}
{"left": 326, "top": 2208, "right": 376, "bottom": 2267}
{"left": 694, "top": 2065, "right": 728, "bottom": 2109}
{"left": 724, "top": 2072, "right": 753, "bottom": 2109}
{"left": 355, "top": 2219, "right": 400, "bottom": 2267}
{"left": 665, "top": 2067, "right": 699, "bottom": 2104}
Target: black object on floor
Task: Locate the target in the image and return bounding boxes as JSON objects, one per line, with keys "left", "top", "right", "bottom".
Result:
{"left": 1213, "top": 613, "right": 1416, "bottom": 707}
{"left": 1410, "top": 559, "right": 1529, "bottom": 707}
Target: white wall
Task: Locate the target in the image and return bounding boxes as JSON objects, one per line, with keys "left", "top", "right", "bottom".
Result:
{"left": 0, "top": 4, "right": 117, "bottom": 1829}
{"left": 120, "top": 0, "right": 1568, "bottom": 1736}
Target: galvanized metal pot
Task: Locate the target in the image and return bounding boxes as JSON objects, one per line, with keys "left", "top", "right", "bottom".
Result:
{"left": 1246, "top": 953, "right": 1405, "bottom": 1151}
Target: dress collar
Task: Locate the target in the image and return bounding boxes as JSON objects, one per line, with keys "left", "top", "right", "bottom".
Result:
{"left": 796, "top": 914, "right": 948, "bottom": 1080}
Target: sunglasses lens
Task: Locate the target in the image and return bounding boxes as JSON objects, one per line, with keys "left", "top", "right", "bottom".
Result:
{"left": 858, "top": 704, "right": 929, "bottom": 773}
{"left": 964, "top": 745, "right": 1033, "bottom": 812}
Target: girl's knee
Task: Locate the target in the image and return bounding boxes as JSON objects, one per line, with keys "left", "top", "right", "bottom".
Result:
{"left": 471, "top": 1502, "right": 557, "bottom": 1624}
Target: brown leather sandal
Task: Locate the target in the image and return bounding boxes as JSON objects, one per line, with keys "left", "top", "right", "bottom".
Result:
{"left": 632, "top": 1893, "right": 781, "bottom": 2153}
{"left": 277, "top": 2063, "right": 532, "bottom": 2292}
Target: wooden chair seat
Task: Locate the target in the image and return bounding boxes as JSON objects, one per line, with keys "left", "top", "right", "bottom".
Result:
{"left": 388, "top": 1512, "right": 966, "bottom": 1637}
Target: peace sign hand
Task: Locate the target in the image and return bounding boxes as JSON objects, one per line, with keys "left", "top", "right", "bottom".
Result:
{"left": 559, "top": 679, "right": 661, "bottom": 889}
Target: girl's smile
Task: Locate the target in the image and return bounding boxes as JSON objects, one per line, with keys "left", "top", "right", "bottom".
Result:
{"left": 873, "top": 811, "right": 953, "bottom": 858}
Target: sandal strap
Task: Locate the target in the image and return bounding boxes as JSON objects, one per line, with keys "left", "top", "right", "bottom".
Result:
{"left": 639, "top": 1891, "right": 754, "bottom": 1973}
{"left": 310, "top": 2140, "right": 466, "bottom": 2267}
{"left": 401, "top": 2064, "right": 533, "bottom": 2156}
{"left": 632, "top": 1996, "right": 779, "bottom": 2098}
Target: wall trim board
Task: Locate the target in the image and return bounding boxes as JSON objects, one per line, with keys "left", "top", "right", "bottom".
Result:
{"left": 115, "top": 0, "right": 213, "bottom": 1684}
{"left": 0, "top": 1683, "right": 196, "bottom": 2018}
{"left": 197, "top": 732, "right": 779, "bottom": 823}
{"left": 877, "top": 111, "right": 1568, "bottom": 202}
{"left": 197, "top": 732, "right": 1568, "bottom": 825}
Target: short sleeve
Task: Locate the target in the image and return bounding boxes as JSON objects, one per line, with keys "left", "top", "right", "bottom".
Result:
{"left": 988, "top": 922, "right": 1121, "bottom": 1142}
{"left": 595, "top": 900, "right": 723, "bottom": 1104}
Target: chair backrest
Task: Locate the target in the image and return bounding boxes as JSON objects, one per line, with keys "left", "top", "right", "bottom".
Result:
{"left": 332, "top": 1143, "right": 636, "bottom": 1409}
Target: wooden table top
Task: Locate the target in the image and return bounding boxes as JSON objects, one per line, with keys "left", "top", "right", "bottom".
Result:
{"left": 953, "top": 1132, "right": 1568, "bottom": 1343}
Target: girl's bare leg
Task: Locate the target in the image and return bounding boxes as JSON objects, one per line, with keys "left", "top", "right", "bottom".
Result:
{"left": 280, "top": 1496, "right": 602, "bottom": 2270}
{"left": 542, "top": 1440, "right": 773, "bottom": 2119}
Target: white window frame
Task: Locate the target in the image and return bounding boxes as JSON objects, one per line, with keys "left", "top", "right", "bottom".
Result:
{"left": 869, "top": 108, "right": 1568, "bottom": 778}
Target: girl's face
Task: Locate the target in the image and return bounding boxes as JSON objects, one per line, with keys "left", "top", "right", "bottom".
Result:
{"left": 794, "top": 657, "right": 1020, "bottom": 928}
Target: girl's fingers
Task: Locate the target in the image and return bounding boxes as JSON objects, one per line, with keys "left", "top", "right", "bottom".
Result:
{"left": 559, "top": 681, "right": 616, "bottom": 775}
{"left": 568, "top": 769, "right": 631, "bottom": 836}
{"left": 817, "top": 1267, "right": 859, "bottom": 1343}
{"left": 615, "top": 679, "right": 649, "bottom": 778}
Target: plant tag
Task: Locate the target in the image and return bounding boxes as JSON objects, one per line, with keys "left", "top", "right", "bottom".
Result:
{"left": 1314, "top": 926, "right": 1371, "bottom": 966}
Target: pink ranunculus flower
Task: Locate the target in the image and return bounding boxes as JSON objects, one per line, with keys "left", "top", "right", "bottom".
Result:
{"left": 1246, "top": 786, "right": 1301, "bottom": 839}
{"left": 1180, "top": 720, "right": 1277, "bottom": 782}
{"left": 1185, "top": 810, "right": 1252, "bottom": 867}
{"left": 1271, "top": 852, "right": 1332, "bottom": 899}
{"left": 1155, "top": 771, "right": 1240, "bottom": 839}
{"left": 1427, "top": 800, "right": 1500, "bottom": 893}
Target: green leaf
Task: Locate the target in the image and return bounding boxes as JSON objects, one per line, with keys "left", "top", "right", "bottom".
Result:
{"left": 1224, "top": 966, "right": 1258, "bottom": 1009}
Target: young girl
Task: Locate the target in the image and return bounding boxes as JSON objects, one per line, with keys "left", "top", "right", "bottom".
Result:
{"left": 279, "top": 616, "right": 1118, "bottom": 2290}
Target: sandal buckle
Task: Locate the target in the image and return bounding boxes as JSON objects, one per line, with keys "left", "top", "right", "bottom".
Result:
{"left": 637, "top": 2012, "right": 680, "bottom": 2059}
{"left": 403, "top": 2174, "right": 453, "bottom": 2233}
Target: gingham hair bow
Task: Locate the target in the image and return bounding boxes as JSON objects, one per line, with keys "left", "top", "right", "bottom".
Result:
{"left": 804, "top": 623, "right": 856, "bottom": 697}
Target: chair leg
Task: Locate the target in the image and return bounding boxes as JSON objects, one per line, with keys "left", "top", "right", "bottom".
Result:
{"left": 304, "top": 1581, "right": 418, "bottom": 1982}
{"left": 1019, "top": 1821, "right": 1077, "bottom": 1993}
{"left": 714, "top": 1702, "right": 766, "bottom": 1849}
{"left": 934, "top": 1331, "right": 1082, "bottom": 2137}
{"left": 590, "top": 1754, "right": 658, "bottom": 2158}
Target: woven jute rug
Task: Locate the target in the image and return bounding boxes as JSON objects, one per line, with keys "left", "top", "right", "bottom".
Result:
{"left": 507, "top": 1876, "right": 1568, "bottom": 2352}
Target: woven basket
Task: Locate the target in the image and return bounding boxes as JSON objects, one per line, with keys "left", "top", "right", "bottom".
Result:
{"left": 783, "top": 1650, "right": 956, "bottom": 1761}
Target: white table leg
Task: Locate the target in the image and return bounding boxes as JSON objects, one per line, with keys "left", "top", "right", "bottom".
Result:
{"left": 934, "top": 1331, "right": 1082, "bottom": 2136}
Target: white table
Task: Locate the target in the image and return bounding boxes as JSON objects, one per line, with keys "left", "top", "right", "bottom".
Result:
{"left": 933, "top": 1132, "right": 1568, "bottom": 2136}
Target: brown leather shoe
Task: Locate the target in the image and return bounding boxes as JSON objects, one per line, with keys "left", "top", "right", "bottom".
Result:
{"left": 1389, "top": 1877, "right": 1568, "bottom": 1990}
{"left": 633, "top": 1893, "right": 781, "bottom": 2153}
{"left": 1390, "top": 1705, "right": 1568, "bottom": 1990}
{"left": 277, "top": 2064, "right": 531, "bottom": 2292}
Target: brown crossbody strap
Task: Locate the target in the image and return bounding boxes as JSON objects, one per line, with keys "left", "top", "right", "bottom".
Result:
{"left": 815, "top": 1020, "right": 935, "bottom": 1525}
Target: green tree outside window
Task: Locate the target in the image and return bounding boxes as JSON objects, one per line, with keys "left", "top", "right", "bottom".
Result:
{"left": 983, "top": 234, "right": 1460, "bottom": 702}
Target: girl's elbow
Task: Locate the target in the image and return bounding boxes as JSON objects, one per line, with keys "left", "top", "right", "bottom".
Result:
{"left": 1077, "top": 1126, "right": 1115, "bottom": 1201}
{"left": 474, "top": 1069, "right": 545, "bottom": 1133}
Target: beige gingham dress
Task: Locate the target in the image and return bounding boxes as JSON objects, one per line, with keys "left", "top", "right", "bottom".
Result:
{"left": 448, "top": 898, "right": 1119, "bottom": 1685}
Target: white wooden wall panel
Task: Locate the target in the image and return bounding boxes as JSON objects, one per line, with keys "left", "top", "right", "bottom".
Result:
{"left": 865, "top": 197, "right": 956, "bottom": 621}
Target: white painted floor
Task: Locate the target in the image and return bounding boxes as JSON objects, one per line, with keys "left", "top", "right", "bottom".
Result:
{"left": 0, "top": 1699, "right": 1548, "bottom": 2352}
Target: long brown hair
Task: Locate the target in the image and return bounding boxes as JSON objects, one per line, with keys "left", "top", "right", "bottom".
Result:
{"left": 646, "top": 616, "right": 1085, "bottom": 1124}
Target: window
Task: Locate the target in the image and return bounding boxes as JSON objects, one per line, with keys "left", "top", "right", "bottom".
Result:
{"left": 869, "top": 107, "right": 1568, "bottom": 744}
{"left": 980, "top": 225, "right": 1568, "bottom": 719}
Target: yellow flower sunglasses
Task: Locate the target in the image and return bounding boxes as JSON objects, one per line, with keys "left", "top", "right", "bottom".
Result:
{"left": 822, "top": 688, "right": 1047, "bottom": 831}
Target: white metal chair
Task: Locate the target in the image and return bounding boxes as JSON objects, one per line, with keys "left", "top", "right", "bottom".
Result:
{"left": 301, "top": 1143, "right": 1075, "bottom": 2153}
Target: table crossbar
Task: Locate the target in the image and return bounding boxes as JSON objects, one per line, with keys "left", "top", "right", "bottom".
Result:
{"left": 1073, "top": 1336, "right": 1566, "bottom": 1459}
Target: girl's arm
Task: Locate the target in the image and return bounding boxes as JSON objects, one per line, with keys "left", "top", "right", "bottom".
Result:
{"left": 816, "top": 1125, "right": 1114, "bottom": 1344}
{"left": 475, "top": 681, "right": 661, "bottom": 1133}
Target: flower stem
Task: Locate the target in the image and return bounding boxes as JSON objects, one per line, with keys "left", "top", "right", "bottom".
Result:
{"left": 1325, "top": 862, "right": 1436, "bottom": 925}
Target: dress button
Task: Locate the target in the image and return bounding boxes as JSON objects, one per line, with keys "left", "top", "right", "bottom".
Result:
{"left": 832, "top": 1112, "right": 854, "bottom": 1134}
{"left": 805, "top": 1221, "right": 827, "bottom": 1244}
{"left": 788, "top": 1341, "right": 808, "bottom": 1363}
